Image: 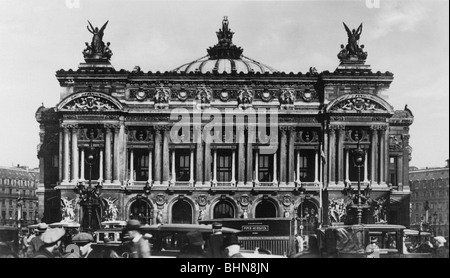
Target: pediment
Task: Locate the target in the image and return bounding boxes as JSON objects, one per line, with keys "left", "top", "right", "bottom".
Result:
{"left": 57, "top": 92, "right": 123, "bottom": 112}
{"left": 326, "top": 94, "right": 394, "bottom": 114}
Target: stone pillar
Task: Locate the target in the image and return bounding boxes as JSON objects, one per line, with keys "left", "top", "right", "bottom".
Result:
{"left": 212, "top": 149, "right": 217, "bottom": 185}
{"left": 63, "top": 127, "right": 70, "bottom": 183}
{"left": 98, "top": 149, "right": 104, "bottom": 182}
{"left": 148, "top": 149, "right": 153, "bottom": 184}
{"left": 171, "top": 149, "right": 176, "bottom": 185}
{"left": 345, "top": 149, "right": 350, "bottom": 184}
{"left": 189, "top": 149, "right": 194, "bottom": 186}
{"left": 402, "top": 134, "right": 410, "bottom": 191}
{"left": 246, "top": 130, "right": 254, "bottom": 186}
{"left": 129, "top": 149, "right": 134, "bottom": 182}
{"left": 231, "top": 150, "right": 236, "bottom": 186}
{"left": 273, "top": 152, "right": 278, "bottom": 186}
{"left": 279, "top": 129, "right": 287, "bottom": 186}
{"left": 80, "top": 148, "right": 85, "bottom": 181}
{"left": 328, "top": 129, "right": 336, "bottom": 186}
{"left": 296, "top": 150, "right": 300, "bottom": 185}
{"left": 113, "top": 127, "right": 120, "bottom": 184}
{"left": 71, "top": 128, "right": 79, "bottom": 182}
{"left": 337, "top": 127, "right": 345, "bottom": 186}
{"left": 364, "top": 150, "right": 369, "bottom": 183}
{"left": 204, "top": 142, "right": 211, "bottom": 186}
{"left": 154, "top": 129, "right": 162, "bottom": 185}
{"left": 288, "top": 129, "right": 296, "bottom": 187}
{"left": 59, "top": 130, "right": 63, "bottom": 182}
{"left": 104, "top": 128, "right": 112, "bottom": 183}
{"left": 254, "top": 150, "right": 259, "bottom": 184}
{"left": 162, "top": 130, "right": 170, "bottom": 186}
{"left": 370, "top": 127, "right": 379, "bottom": 185}
{"left": 314, "top": 149, "right": 319, "bottom": 184}
{"left": 384, "top": 129, "right": 390, "bottom": 185}
{"left": 237, "top": 127, "right": 245, "bottom": 186}
{"left": 397, "top": 154, "right": 403, "bottom": 189}
{"left": 196, "top": 141, "right": 203, "bottom": 186}
{"left": 379, "top": 128, "right": 386, "bottom": 185}
{"left": 323, "top": 131, "right": 328, "bottom": 187}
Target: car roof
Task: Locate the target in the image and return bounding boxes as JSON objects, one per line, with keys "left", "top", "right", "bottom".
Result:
{"left": 404, "top": 229, "right": 431, "bottom": 236}
{"left": 141, "top": 223, "right": 240, "bottom": 234}
{"left": 318, "top": 224, "right": 406, "bottom": 233}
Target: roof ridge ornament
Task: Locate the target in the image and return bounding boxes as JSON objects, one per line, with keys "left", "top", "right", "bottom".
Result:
{"left": 338, "top": 22, "right": 368, "bottom": 64}
{"left": 83, "top": 20, "right": 113, "bottom": 61}
{"left": 207, "top": 16, "right": 243, "bottom": 59}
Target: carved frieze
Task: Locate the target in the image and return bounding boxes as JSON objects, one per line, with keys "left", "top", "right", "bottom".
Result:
{"left": 62, "top": 95, "right": 118, "bottom": 111}
{"left": 196, "top": 85, "right": 213, "bottom": 104}
{"left": 237, "top": 86, "right": 253, "bottom": 109}
{"left": 154, "top": 85, "right": 170, "bottom": 109}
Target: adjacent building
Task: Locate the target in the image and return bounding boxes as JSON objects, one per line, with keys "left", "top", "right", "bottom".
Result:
{"left": 35, "top": 17, "right": 414, "bottom": 232}
{"left": 0, "top": 165, "right": 39, "bottom": 226}
{"left": 409, "top": 160, "right": 449, "bottom": 237}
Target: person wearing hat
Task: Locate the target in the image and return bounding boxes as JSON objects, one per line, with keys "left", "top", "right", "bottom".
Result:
{"left": 223, "top": 234, "right": 244, "bottom": 258}
{"left": 365, "top": 236, "right": 380, "bottom": 258}
{"left": 123, "top": 219, "right": 150, "bottom": 258}
{"left": 433, "top": 236, "right": 449, "bottom": 258}
{"left": 178, "top": 230, "right": 206, "bottom": 258}
{"left": 72, "top": 232, "right": 97, "bottom": 258}
{"left": 205, "top": 222, "right": 225, "bottom": 258}
{"left": 27, "top": 223, "right": 48, "bottom": 257}
{"left": 33, "top": 228, "right": 66, "bottom": 258}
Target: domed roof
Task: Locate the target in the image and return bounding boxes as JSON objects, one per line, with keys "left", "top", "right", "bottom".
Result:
{"left": 172, "top": 16, "right": 278, "bottom": 74}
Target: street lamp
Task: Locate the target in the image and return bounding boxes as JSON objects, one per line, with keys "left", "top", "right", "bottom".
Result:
{"left": 344, "top": 140, "right": 370, "bottom": 225}
{"left": 73, "top": 130, "right": 102, "bottom": 233}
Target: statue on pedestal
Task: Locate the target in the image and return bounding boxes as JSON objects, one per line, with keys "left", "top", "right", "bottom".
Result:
{"left": 83, "top": 20, "right": 113, "bottom": 60}
{"left": 338, "top": 22, "right": 367, "bottom": 62}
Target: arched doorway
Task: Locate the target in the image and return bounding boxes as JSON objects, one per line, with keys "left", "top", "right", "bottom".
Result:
{"left": 172, "top": 199, "right": 193, "bottom": 224}
{"left": 129, "top": 196, "right": 153, "bottom": 225}
{"left": 213, "top": 200, "right": 234, "bottom": 219}
{"left": 255, "top": 199, "right": 277, "bottom": 218}
{"left": 296, "top": 200, "right": 319, "bottom": 235}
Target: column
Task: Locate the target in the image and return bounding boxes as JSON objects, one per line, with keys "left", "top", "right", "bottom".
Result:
{"left": 237, "top": 127, "right": 245, "bottom": 186}
{"left": 189, "top": 149, "right": 194, "bottom": 186}
{"left": 129, "top": 149, "right": 134, "bottom": 182}
{"left": 337, "top": 127, "right": 345, "bottom": 186}
{"left": 323, "top": 131, "right": 328, "bottom": 187}
{"left": 98, "top": 149, "right": 104, "bottom": 182}
{"left": 171, "top": 149, "right": 176, "bottom": 185}
{"left": 231, "top": 150, "right": 236, "bottom": 186}
{"left": 63, "top": 127, "right": 70, "bottom": 183}
{"left": 154, "top": 129, "right": 162, "bottom": 186}
{"left": 328, "top": 129, "right": 336, "bottom": 186}
{"left": 288, "top": 129, "right": 296, "bottom": 187}
{"left": 212, "top": 149, "right": 217, "bottom": 186}
{"left": 71, "top": 128, "right": 79, "bottom": 182}
{"left": 379, "top": 128, "right": 386, "bottom": 185}
{"left": 196, "top": 141, "right": 204, "bottom": 186}
{"left": 204, "top": 142, "right": 211, "bottom": 186}
{"left": 104, "top": 128, "right": 112, "bottom": 183}
{"left": 162, "top": 130, "right": 170, "bottom": 186}
{"left": 345, "top": 149, "right": 350, "bottom": 184}
{"left": 113, "top": 127, "right": 120, "bottom": 184}
{"left": 254, "top": 150, "right": 259, "bottom": 184}
{"left": 397, "top": 154, "right": 403, "bottom": 188}
{"left": 384, "top": 129, "right": 390, "bottom": 185}
{"left": 296, "top": 150, "right": 300, "bottom": 185}
{"left": 364, "top": 150, "right": 369, "bottom": 183}
{"left": 370, "top": 127, "right": 378, "bottom": 185}
{"left": 246, "top": 130, "right": 254, "bottom": 186}
{"left": 148, "top": 149, "right": 153, "bottom": 184}
{"left": 273, "top": 152, "right": 278, "bottom": 186}
{"left": 279, "top": 129, "right": 287, "bottom": 186}
{"left": 80, "top": 148, "right": 85, "bottom": 181}
{"left": 314, "top": 149, "right": 319, "bottom": 184}
{"left": 58, "top": 130, "right": 63, "bottom": 182}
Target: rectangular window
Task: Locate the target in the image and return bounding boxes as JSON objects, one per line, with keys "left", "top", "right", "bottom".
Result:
{"left": 175, "top": 150, "right": 190, "bottom": 182}
{"left": 258, "top": 154, "right": 273, "bottom": 182}
{"left": 134, "top": 150, "right": 149, "bottom": 181}
{"left": 217, "top": 150, "right": 232, "bottom": 182}
{"left": 388, "top": 156, "right": 398, "bottom": 186}
{"left": 299, "top": 150, "right": 315, "bottom": 182}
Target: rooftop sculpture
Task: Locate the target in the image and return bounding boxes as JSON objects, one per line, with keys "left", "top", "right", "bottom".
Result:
{"left": 83, "top": 20, "right": 113, "bottom": 60}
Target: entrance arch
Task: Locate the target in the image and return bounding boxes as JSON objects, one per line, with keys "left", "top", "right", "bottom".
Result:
{"left": 255, "top": 199, "right": 277, "bottom": 218}
{"left": 172, "top": 199, "right": 193, "bottom": 224}
{"left": 213, "top": 200, "right": 235, "bottom": 219}
{"left": 129, "top": 197, "right": 153, "bottom": 225}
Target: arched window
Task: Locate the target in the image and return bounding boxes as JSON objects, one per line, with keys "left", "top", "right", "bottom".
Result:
{"left": 129, "top": 197, "right": 153, "bottom": 225}
{"left": 255, "top": 200, "right": 277, "bottom": 218}
{"left": 213, "top": 200, "right": 234, "bottom": 219}
{"left": 172, "top": 199, "right": 193, "bottom": 224}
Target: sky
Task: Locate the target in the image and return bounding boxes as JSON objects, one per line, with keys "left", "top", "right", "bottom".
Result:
{"left": 0, "top": 0, "right": 448, "bottom": 169}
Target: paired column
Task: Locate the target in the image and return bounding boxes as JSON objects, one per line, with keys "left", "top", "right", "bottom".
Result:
{"left": 129, "top": 149, "right": 135, "bottom": 182}
{"left": 273, "top": 152, "right": 278, "bottom": 186}
{"left": 113, "top": 127, "right": 120, "bottom": 184}
{"left": 370, "top": 127, "right": 379, "bottom": 185}
{"left": 328, "top": 129, "right": 336, "bottom": 186}
{"left": 254, "top": 150, "right": 259, "bottom": 184}
{"left": 162, "top": 130, "right": 170, "bottom": 185}
{"left": 153, "top": 130, "right": 162, "bottom": 185}
{"left": 63, "top": 127, "right": 70, "bottom": 183}
{"left": 314, "top": 149, "right": 319, "bottom": 184}
{"left": 189, "top": 149, "right": 194, "bottom": 185}
{"left": 148, "top": 149, "right": 153, "bottom": 184}
{"left": 337, "top": 127, "right": 345, "bottom": 186}
{"left": 171, "top": 150, "right": 176, "bottom": 185}
{"left": 279, "top": 129, "right": 287, "bottom": 186}
{"left": 246, "top": 130, "right": 254, "bottom": 186}
{"left": 237, "top": 127, "right": 245, "bottom": 186}
{"left": 345, "top": 149, "right": 350, "bottom": 184}
{"left": 288, "top": 130, "right": 296, "bottom": 186}
{"left": 204, "top": 142, "right": 212, "bottom": 186}
{"left": 296, "top": 150, "right": 300, "bottom": 185}
{"left": 104, "top": 128, "right": 112, "bottom": 183}
{"left": 379, "top": 127, "right": 386, "bottom": 185}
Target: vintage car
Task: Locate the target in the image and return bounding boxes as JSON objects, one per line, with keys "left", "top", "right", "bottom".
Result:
{"left": 316, "top": 224, "right": 433, "bottom": 258}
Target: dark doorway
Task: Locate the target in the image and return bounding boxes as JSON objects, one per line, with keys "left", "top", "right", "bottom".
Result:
{"left": 255, "top": 200, "right": 277, "bottom": 218}
{"left": 172, "top": 199, "right": 193, "bottom": 224}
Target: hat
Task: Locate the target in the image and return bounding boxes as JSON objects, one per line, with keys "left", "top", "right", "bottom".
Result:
{"left": 36, "top": 223, "right": 48, "bottom": 233}
{"left": 370, "top": 237, "right": 378, "bottom": 243}
{"left": 186, "top": 230, "right": 204, "bottom": 246}
{"left": 434, "top": 236, "right": 447, "bottom": 244}
{"left": 223, "top": 234, "right": 241, "bottom": 249}
{"left": 72, "top": 232, "right": 94, "bottom": 244}
{"left": 212, "top": 222, "right": 223, "bottom": 230}
{"left": 64, "top": 244, "right": 80, "bottom": 258}
{"left": 40, "top": 228, "right": 66, "bottom": 244}
{"left": 124, "top": 219, "right": 142, "bottom": 232}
